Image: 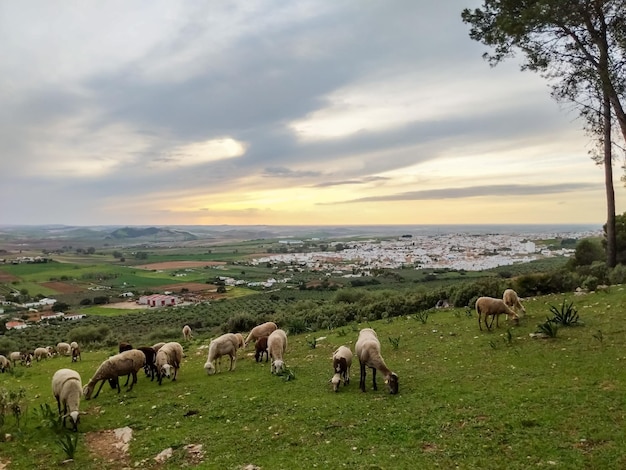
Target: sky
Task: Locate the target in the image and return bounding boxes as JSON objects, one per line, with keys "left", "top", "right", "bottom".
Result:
{"left": 1, "top": 0, "right": 624, "bottom": 227}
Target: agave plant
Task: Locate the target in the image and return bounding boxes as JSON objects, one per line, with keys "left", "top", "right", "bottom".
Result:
{"left": 548, "top": 300, "right": 580, "bottom": 326}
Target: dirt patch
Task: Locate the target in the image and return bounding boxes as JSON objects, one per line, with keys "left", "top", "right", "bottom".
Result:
{"left": 136, "top": 261, "right": 226, "bottom": 270}
{"left": 40, "top": 281, "right": 85, "bottom": 294}
{"left": 85, "top": 427, "right": 132, "bottom": 466}
{"left": 0, "top": 270, "right": 18, "bottom": 282}
{"left": 154, "top": 282, "right": 217, "bottom": 293}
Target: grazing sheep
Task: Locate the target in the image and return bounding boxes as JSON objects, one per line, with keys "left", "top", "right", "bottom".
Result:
{"left": 71, "top": 345, "right": 82, "bottom": 362}
{"left": 503, "top": 288, "right": 526, "bottom": 318}
{"left": 182, "top": 324, "right": 193, "bottom": 341}
{"left": 70, "top": 341, "right": 79, "bottom": 351}
{"left": 56, "top": 342, "right": 71, "bottom": 356}
{"left": 119, "top": 342, "right": 133, "bottom": 353}
{"left": 34, "top": 347, "right": 52, "bottom": 361}
{"left": 330, "top": 346, "right": 353, "bottom": 392}
{"left": 9, "top": 351, "right": 22, "bottom": 366}
{"left": 476, "top": 296, "right": 518, "bottom": 331}
{"left": 155, "top": 342, "right": 183, "bottom": 385}
{"left": 255, "top": 336, "right": 269, "bottom": 363}
{"left": 21, "top": 352, "right": 33, "bottom": 366}
{"left": 204, "top": 333, "right": 243, "bottom": 375}
{"left": 137, "top": 346, "right": 157, "bottom": 381}
{"left": 267, "top": 329, "right": 288, "bottom": 374}
{"left": 245, "top": 321, "right": 278, "bottom": 347}
{"left": 52, "top": 368, "right": 84, "bottom": 431}
{"left": 355, "top": 328, "right": 399, "bottom": 395}
{"left": 152, "top": 342, "right": 166, "bottom": 352}
{"left": 0, "top": 355, "right": 10, "bottom": 372}
{"left": 83, "top": 349, "right": 146, "bottom": 399}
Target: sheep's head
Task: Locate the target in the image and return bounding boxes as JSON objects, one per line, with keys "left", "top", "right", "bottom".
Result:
{"left": 161, "top": 364, "right": 172, "bottom": 378}
{"left": 83, "top": 384, "right": 93, "bottom": 400}
{"left": 385, "top": 372, "right": 399, "bottom": 395}
{"left": 271, "top": 359, "right": 284, "bottom": 374}
{"left": 204, "top": 361, "right": 216, "bottom": 375}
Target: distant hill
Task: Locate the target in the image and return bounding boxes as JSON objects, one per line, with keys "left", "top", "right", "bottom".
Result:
{"left": 106, "top": 226, "right": 198, "bottom": 242}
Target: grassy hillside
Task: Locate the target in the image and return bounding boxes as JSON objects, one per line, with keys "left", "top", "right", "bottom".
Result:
{"left": 1, "top": 289, "right": 625, "bottom": 469}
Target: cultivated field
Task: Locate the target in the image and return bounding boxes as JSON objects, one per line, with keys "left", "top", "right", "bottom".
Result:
{"left": 1, "top": 290, "right": 625, "bottom": 469}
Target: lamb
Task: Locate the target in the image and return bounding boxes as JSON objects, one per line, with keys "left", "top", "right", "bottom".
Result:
{"left": 475, "top": 296, "right": 518, "bottom": 331}
{"left": 83, "top": 349, "right": 146, "bottom": 399}
{"left": 267, "top": 329, "right": 288, "bottom": 374}
{"left": 0, "top": 355, "right": 10, "bottom": 372}
{"left": 21, "top": 352, "right": 33, "bottom": 366}
{"left": 52, "top": 368, "right": 84, "bottom": 431}
{"left": 244, "top": 321, "right": 278, "bottom": 347}
{"left": 34, "top": 347, "right": 52, "bottom": 361}
{"left": 71, "top": 345, "right": 82, "bottom": 362}
{"left": 204, "top": 333, "right": 243, "bottom": 375}
{"left": 56, "top": 342, "right": 71, "bottom": 356}
{"left": 355, "top": 328, "right": 399, "bottom": 394}
{"left": 503, "top": 288, "right": 526, "bottom": 318}
{"left": 155, "top": 342, "right": 183, "bottom": 385}
{"left": 330, "top": 346, "right": 353, "bottom": 392}
{"left": 182, "top": 324, "right": 193, "bottom": 341}
{"left": 255, "top": 336, "right": 269, "bottom": 363}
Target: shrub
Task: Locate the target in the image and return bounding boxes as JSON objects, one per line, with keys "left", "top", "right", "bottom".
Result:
{"left": 536, "top": 320, "right": 559, "bottom": 338}
{"left": 68, "top": 325, "right": 111, "bottom": 344}
{"left": 609, "top": 264, "right": 626, "bottom": 284}
{"left": 221, "top": 313, "right": 258, "bottom": 334}
{"left": 548, "top": 300, "right": 580, "bottom": 326}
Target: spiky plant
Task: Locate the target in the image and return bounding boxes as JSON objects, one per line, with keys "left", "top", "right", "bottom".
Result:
{"left": 548, "top": 299, "right": 580, "bottom": 326}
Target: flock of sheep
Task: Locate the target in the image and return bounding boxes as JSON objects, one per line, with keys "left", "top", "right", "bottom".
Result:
{"left": 2, "top": 289, "right": 526, "bottom": 433}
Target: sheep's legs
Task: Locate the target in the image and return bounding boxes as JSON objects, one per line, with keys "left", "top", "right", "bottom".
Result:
{"left": 229, "top": 354, "right": 236, "bottom": 371}
{"left": 371, "top": 367, "right": 378, "bottom": 391}
{"left": 126, "top": 371, "right": 137, "bottom": 391}
{"left": 359, "top": 362, "right": 366, "bottom": 392}
{"left": 94, "top": 379, "right": 107, "bottom": 398}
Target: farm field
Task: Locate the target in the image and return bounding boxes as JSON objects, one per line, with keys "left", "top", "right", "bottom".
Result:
{"left": 1, "top": 290, "right": 625, "bottom": 469}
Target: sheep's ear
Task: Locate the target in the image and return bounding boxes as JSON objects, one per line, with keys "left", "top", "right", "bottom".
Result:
{"left": 384, "top": 379, "right": 389, "bottom": 384}
{"left": 80, "top": 411, "right": 88, "bottom": 415}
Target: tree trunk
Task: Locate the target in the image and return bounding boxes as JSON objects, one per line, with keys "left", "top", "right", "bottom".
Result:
{"left": 603, "top": 90, "right": 617, "bottom": 267}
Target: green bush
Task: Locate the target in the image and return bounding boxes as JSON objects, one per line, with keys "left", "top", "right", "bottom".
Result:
{"left": 68, "top": 325, "right": 111, "bottom": 344}
{"left": 609, "top": 264, "right": 626, "bottom": 284}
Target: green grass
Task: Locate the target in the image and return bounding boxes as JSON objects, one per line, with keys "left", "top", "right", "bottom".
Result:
{"left": 1, "top": 289, "right": 626, "bottom": 468}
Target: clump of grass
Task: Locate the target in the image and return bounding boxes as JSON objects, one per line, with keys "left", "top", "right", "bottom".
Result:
{"left": 336, "top": 328, "right": 348, "bottom": 337}
{"left": 415, "top": 310, "right": 429, "bottom": 324}
{"left": 536, "top": 320, "right": 559, "bottom": 338}
{"left": 388, "top": 336, "right": 401, "bottom": 350}
{"left": 276, "top": 366, "right": 296, "bottom": 382}
{"left": 306, "top": 338, "right": 317, "bottom": 349}
{"left": 57, "top": 432, "right": 79, "bottom": 460}
{"left": 548, "top": 299, "right": 580, "bottom": 326}
{"left": 33, "top": 403, "right": 61, "bottom": 430}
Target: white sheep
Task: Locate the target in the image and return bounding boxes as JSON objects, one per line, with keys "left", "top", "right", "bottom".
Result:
{"left": 0, "top": 355, "right": 10, "bottom": 373}
{"left": 245, "top": 321, "right": 278, "bottom": 347}
{"left": 476, "top": 296, "right": 518, "bottom": 331}
{"left": 70, "top": 341, "right": 79, "bottom": 352}
{"left": 330, "top": 346, "right": 353, "bottom": 392}
{"left": 155, "top": 342, "right": 183, "bottom": 385}
{"left": 34, "top": 347, "right": 52, "bottom": 361}
{"left": 503, "top": 288, "right": 526, "bottom": 318}
{"left": 83, "top": 349, "right": 146, "bottom": 399}
{"left": 52, "top": 368, "right": 84, "bottom": 431}
{"left": 355, "top": 328, "right": 399, "bottom": 394}
{"left": 9, "top": 351, "right": 22, "bottom": 366}
{"left": 152, "top": 342, "right": 166, "bottom": 352}
{"left": 182, "top": 325, "right": 193, "bottom": 341}
{"left": 267, "top": 329, "right": 288, "bottom": 374}
{"left": 204, "top": 333, "right": 243, "bottom": 375}
{"left": 56, "top": 342, "right": 71, "bottom": 356}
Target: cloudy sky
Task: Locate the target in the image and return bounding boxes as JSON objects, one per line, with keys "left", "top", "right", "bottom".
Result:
{"left": 2, "top": 0, "right": 623, "bottom": 227}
